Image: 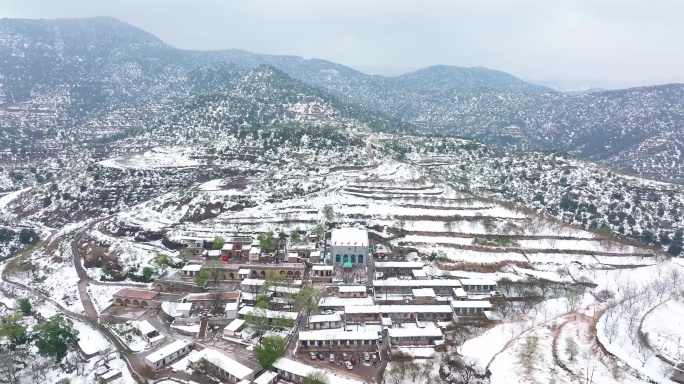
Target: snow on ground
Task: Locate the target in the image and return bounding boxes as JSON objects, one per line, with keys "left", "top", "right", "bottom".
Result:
{"left": 170, "top": 349, "right": 199, "bottom": 372}
{"left": 99, "top": 147, "right": 200, "bottom": 169}
{"left": 642, "top": 299, "right": 684, "bottom": 361}
{"left": 461, "top": 296, "right": 581, "bottom": 369}
{"left": 0, "top": 186, "right": 32, "bottom": 211}
{"left": 73, "top": 319, "right": 112, "bottom": 356}
{"left": 593, "top": 261, "right": 683, "bottom": 383}
{"left": 89, "top": 284, "right": 124, "bottom": 312}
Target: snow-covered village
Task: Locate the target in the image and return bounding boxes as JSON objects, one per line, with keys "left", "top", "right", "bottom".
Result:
{"left": 2, "top": 7, "right": 684, "bottom": 384}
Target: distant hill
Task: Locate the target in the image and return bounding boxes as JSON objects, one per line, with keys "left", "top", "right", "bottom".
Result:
{"left": 2, "top": 17, "right": 684, "bottom": 181}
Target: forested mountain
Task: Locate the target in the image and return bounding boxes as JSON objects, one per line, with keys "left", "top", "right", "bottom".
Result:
{"left": 2, "top": 16, "right": 684, "bottom": 182}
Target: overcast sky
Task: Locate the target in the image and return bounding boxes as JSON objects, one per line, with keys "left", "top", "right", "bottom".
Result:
{"left": 2, "top": 0, "right": 683, "bottom": 88}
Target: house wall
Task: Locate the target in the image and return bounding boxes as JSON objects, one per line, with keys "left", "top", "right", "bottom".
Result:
{"left": 671, "top": 369, "right": 684, "bottom": 383}
{"left": 112, "top": 297, "right": 161, "bottom": 309}
{"left": 300, "top": 338, "right": 377, "bottom": 352}
{"left": 144, "top": 344, "right": 193, "bottom": 371}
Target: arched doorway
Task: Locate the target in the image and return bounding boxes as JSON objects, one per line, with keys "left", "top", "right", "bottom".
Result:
{"left": 343, "top": 255, "right": 349, "bottom": 262}
{"left": 229, "top": 273, "right": 235, "bottom": 280}
{"left": 115, "top": 298, "right": 124, "bottom": 306}
{"left": 260, "top": 271, "right": 266, "bottom": 278}
{"left": 141, "top": 301, "right": 149, "bottom": 308}
{"left": 123, "top": 299, "right": 131, "bottom": 306}
{"left": 350, "top": 255, "right": 356, "bottom": 263}
{"left": 358, "top": 255, "right": 364, "bottom": 263}
{"left": 132, "top": 299, "right": 140, "bottom": 306}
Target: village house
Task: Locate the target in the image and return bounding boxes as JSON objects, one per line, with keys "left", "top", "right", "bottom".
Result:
{"left": 223, "top": 319, "right": 246, "bottom": 338}
{"left": 237, "top": 306, "right": 299, "bottom": 326}
{"left": 374, "top": 261, "right": 424, "bottom": 275}
{"left": 373, "top": 279, "right": 463, "bottom": 296}
{"left": 94, "top": 366, "right": 122, "bottom": 384}
{"left": 137, "top": 320, "right": 165, "bottom": 347}
{"left": 411, "top": 269, "right": 428, "bottom": 280}
{"left": 290, "top": 243, "right": 317, "bottom": 258}
{"left": 112, "top": 289, "right": 159, "bottom": 309}
{"left": 460, "top": 278, "right": 497, "bottom": 293}
{"left": 452, "top": 288, "right": 468, "bottom": 301}
{"left": 153, "top": 270, "right": 204, "bottom": 293}
{"left": 182, "top": 291, "right": 240, "bottom": 313}
{"left": 252, "top": 371, "right": 278, "bottom": 384}
{"left": 387, "top": 327, "right": 443, "bottom": 346}
{"left": 344, "top": 305, "right": 454, "bottom": 324}
{"left": 671, "top": 361, "right": 684, "bottom": 383}
{"left": 272, "top": 357, "right": 364, "bottom": 384}
{"left": 188, "top": 347, "right": 254, "bottom": 383}
{"left": 249, "top": 246, "right": 261, "bottom": 261}
{"left": 331, "top": 227, "right": 370, "bottom": 267}
{"left": 412, "top": 288, "right": 437, "bottom": 304}
{"left": 143, "top": 339, "right": 193, "bottom": 371}
{"left": 311, "top": 265, "right": 333, "bottom": 282}
{"left": 450, "top": 300, "right": 493, "bottom": 315}
{"left": 186, "top": 239, "right": 205, "bottom": 256}
{"left": 298, "top": 329, "right": 379, "bottom": 352}
{"left": 221, "top": 237, "right": 253, "bottom": 259}
{"left": 336, "top": 285, "right": 368, "bottom": 298}
{"left": 309, "top": 251, "right": 322, "bottom": 263}
{"left": 181, "top": 264, "right": 203, "bottom": 278}
{"left": 307, "top": 313, "right": 343, "bottom": 330}
{"left": 176, "top": 302, "right": 193, "bottom": 318}
{"left": 318, "top": 296, "right": 375, "bottom": 311}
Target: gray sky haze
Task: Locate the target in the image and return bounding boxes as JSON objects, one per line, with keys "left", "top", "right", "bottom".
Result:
{"left": 2, "top": 0, "right": 683, "bottom": 88}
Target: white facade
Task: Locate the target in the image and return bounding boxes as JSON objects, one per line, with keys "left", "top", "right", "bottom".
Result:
{"left": 331, "top": 228, "right": 369, "bottom": 266}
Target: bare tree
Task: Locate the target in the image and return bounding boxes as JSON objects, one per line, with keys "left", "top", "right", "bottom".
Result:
{"left": 565, "top": 337, "right": 578, "bottom": 361}
{"left": 636, "top": 332, "right": 654, "bottom": 367}
{"left": 565, "top": 291, "right": 582, "bottom": 313}
{"left": 603, "top": 313, "right": 620, "bottom": 343}
{"left": 669, "top": 267, "right": 682, "bottom": 292}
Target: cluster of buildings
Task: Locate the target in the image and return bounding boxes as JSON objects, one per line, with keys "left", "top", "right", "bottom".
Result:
{"left": 98, "top": 226, "right": 500, "bottom": 383}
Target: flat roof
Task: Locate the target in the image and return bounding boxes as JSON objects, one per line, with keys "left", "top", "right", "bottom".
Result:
{"left": 331, "top": 227, "right": 368, "bottom": 247}
{"left": 241, "top": 279, "right": 266, "bottom": 286}
{"left": 387, "top": 328, "right": 442, "bottom": 337}
{"left": 182, "top": 264, "right": 202, "bottom": 272}
{"left": 299, "top": 329, "right": 378, "bottom": 341}
{"left": 238, "top": 306, "right": 298, "bottom": 319}
{"left": 269, "top": 286, "right": 299, "bottom": 294}
{"left": 308, "top": 314, "right": 342, "bottom": 323}
{"left": 225, "top": 319, "right": 245, "bottom": 332}
{"left": 373, "top": 279, "right": 462, "bottom": 288}
{"left": 338, "top": 285, "right": 366, "bottom": 293}
{"left": 273, "top": 358, "right": 364, "bottom": 384}
{"left": 238, "top": 268, "right": 251, "bottom": 274}
{"left": 188, "top": 348, "right": 253, "bottom": 380}
{"left": 412, "top": 270, "right": 427, "bottom": 276}
{"left": 460, "top": 278, "right": 497, "bottom": 286}
{"left": 145, "top": 339, "right": 192, "bottom": 364}
{"left": 450, "top": 300, "right": 493, "bottom": 308}
{"left": 114, "top": 288, "right": 159, "bottom": 300}
{"left": 310, "top": 251, "right": 321, "bottom": 257}
{"left": 253, "top": 371, "right": 278, "bottom": 384}
{"left": 312, "top": 265, "right": 334, "bottom": 271}
{"left": 186, "top": 292, "right": 239, "bottom": 301}
{"left": 412, "top": 288, "right": 436, "bottom": 298}
{"left": 344, "top": 305, "right": 453, "bottom": 314}
{"left": 137, "top": 320, "right": 157, "bottom": 335}
{"left": 225, "top": 302, "right": 239, "bottom": 311}
{"left": 374, "top": 262, "right": 424, "bottom": 269}
{"left": 319, "top": 297, "right": 374, "bottom": 307}
{"left": 453, "top": 288, "right": 467, "bottom": 297}
{"left": 388, "top": 328, "right": 443, "bottom": 338}
{"left": 177, "top": 302, "right": 193, "bottom": 311}
{"left": 221, "top": 244, "right": 232, "bottom": 250}
{"left": 249, "top": 247, "right": 261, "bottom": 254}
